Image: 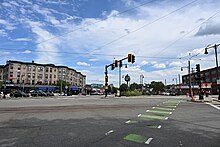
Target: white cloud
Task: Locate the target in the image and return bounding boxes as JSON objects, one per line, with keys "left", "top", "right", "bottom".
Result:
{"left": 140, "top": 60, "right": 148, "bottom": 66}
{"left": 89, "top": 58, "right": 99, "bottom": 62}
{"left": 25, "top": 20, "right": 61, "bottom": 64}
{"left": 0, "top": 19, "right": 15, "bottom": 30}
{"left": 77, "top": 62, "right": 91, "bottom": 66}
{"left": 153, "top": 63, "right": 166, "bottom": 69}
{"left": 169, "top": 61, "right": 182, "bottom": 67}
{"left": 14, "top": 38, "right": 32, "bottom": 41}
{"left": 22, "top": 50, "right": 31, "bottom": 54}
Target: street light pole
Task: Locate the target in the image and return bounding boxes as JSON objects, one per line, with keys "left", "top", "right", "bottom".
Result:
{"left": 205, "top": 44, "right": 220, "bottom": 100}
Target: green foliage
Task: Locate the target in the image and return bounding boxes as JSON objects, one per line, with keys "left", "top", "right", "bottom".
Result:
{"left": 120, "top": 83, "right": 128, "bottom": 92}
{"left": 142, "top": 91, "right": 151, "bottom": 95}
{"left": 150, "top": 81, "right": 165, "bottom": 94}
{"left": 130, "top": 83, "right": 142, "bottom": 91}
{"left": 121, "top": 90, "right": 142, "bottom": 97}
{"left": 56, "top": 80, "right": 70, "bottom": 91}
{"left": 0, "top": 81, "right": 2, "bottom": 89}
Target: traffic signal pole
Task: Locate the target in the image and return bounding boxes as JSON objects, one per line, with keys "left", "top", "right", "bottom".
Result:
{"left": 104, "top": 54, "right": 135, "bottom": 97}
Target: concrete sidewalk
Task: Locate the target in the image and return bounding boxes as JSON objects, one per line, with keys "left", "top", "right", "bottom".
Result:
{"left": 191, "top": 95, "right": 220, "bottom": 102}
{"left": 210, "top": 95, "right": 220, "bottom": 102}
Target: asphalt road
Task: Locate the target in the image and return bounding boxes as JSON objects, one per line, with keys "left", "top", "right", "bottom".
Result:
{"left": 0, "top": 96, "right": 219, "bottom": 147}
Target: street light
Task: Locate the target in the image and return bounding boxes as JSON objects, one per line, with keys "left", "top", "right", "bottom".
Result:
{"left": 204, "top": 43, "right": 220, "bottom": 100}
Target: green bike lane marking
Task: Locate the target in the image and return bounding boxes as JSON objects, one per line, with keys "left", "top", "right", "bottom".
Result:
{"left": 152, "top": 107, "right": 175, "bottom": 111}
{"left": 146, "top": 125, "right": 161, "bottom": 129}
{"left": 123, "top": 134, "right": 153, "bottom": 144}
{"left": 138, "top": 114, "right": 168, "bottom": 120}
{"left": 146, "top": 109, "right": 172, "bottom": 114}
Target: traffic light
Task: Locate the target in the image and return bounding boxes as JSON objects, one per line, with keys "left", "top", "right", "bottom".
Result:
{"left": 132, "top": 55, "right": 135, "bottom": 63}
{"left": 111, "top": 64, "right": 114, "bottom": 70}
{"left": 114, "top": 60, "right": 118, "bottom": 68}
{"left": 196, "top": 64, "right": 200, "bottom": 72}
{"left": 119, "top": 61, "right": 122, "bottom": 68}
{"left": 128, "top": 53, "right": 132, "bottom": 63}
{"left": 105, "top": 75, "right": 108, "bottom": 82}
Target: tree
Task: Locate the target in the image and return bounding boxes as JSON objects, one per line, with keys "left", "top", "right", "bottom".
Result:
{"left": 119, "top": 83, "right": 128, "bottom": 92}
{"left": 0, "top": 81, "right": 2, "bottom": 89}
{"left": 57, "top": 80, "right": 70, "bottom": 91}
{"left": 130, "top": 82, "right": 142, "bottom": 91}
{"left": 150, "top": 81, "right": 165, "bottom": 94}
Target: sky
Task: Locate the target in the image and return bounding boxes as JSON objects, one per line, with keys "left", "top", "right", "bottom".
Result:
{"left": 0, "top": 0, "right": 220, "bottom": 86}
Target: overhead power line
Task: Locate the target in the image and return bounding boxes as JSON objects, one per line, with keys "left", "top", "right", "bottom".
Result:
{"left": 0, "top": 47, "right": 181, "bottom": 60}
{"left": 153, "top": 10, "right": 220, "bottom": 57}
{"left": 91, "top": 0, "right": 198, "bottom": 53}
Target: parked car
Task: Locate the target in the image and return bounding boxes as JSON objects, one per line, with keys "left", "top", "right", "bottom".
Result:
{"left": 170, "top": 92, "right": 177, "bottom": 96}
{"left": 10, "top": 91, "right": 29, "bottom": 97}
{"left": 45, "top": 91, "right": 54, "bottom": 96}
{"left": 30, "top": 90, "right": 47, "bottom": 97}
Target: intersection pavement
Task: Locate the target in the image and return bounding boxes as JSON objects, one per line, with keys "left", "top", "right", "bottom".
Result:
{"left": 0, "top": 96, "right": 219, "bottom": 147}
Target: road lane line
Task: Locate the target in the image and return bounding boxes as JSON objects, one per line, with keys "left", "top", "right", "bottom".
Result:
{"left": 105, "top": 130, "right": 114, "bottom": 135}
{"left": 145, "top": 138, "right": 153, "bottom": 144}
{"left": 205, "top": 102, "right": 220, "bottom": 110}
{"left": 125, "top": 120, "right": 138, "bottom": 124}
{"left": 157, "top": 125, "right": 162, "bottom": 129}
{"left": 125, "top": 120, "right": 131, "bottom": 124}
{"left": 137, "top": 114, "right": 142, "bottom": 117}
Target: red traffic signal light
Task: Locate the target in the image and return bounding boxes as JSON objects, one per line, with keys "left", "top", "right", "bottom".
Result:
{"left": 114, "top": 60, "right": 118, "bottom": 68}
{"left": 105, "top": 75, "right": 108, "bottom": 82}
{"left": 128, "top": 54, "right": 132, "bottom": 62}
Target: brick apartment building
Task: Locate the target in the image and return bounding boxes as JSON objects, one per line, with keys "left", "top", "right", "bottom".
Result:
{"left": 182, "top": 66, "right": 219, "bottom": 94}
{"left": 0, "top": 60, "right": 86, "bottom": 93}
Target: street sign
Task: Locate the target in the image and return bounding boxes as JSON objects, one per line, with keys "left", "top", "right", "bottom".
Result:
{"left": 65, "top": 86, "right": 68, "bottom": 89}
{"left": 124, "top": 74, "right": 130, "bottom": 82}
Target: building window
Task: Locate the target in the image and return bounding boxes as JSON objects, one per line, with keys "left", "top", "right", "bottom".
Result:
{"left": 10, "top": 72, "right": 13, "bottom": 77}
{"left": 38, "top": 74, "right": 43, "bottom": 79}
{"left": 205, "top": 72, "right": 209, "bottom": 76}
{"left": 46, "top": 67, "right": 49, "bottom": 72}
{"left": 54, "top": 68, "right": 56, "bottom": 72}
{"left": 50, "top": 74, "right": 52, "bottom": 78}
{"left": 17, "top": 72, "right": 20, "bottom": 78}
{"left": 33, "top": 66, "right": 35, "bottom": 71}
{"left": 38, "top": 67, "right": 43, "bottom": 72}
{"left": 32, "top": 73, "right": 35, "bottom": 78}
{"left": 10, "top": 65, "right": 13, "bottom": 70}
{"left": 50, "top": 68, "right": 52, "bottom": 73}
{"left": 212, "top": 78, "right": 216, "bottom": 82}
{"left": 28, "top": 73, "right": 31, "bottom": 78}
{"left": 32, "top": 80, "right": 35, "bottom": 85}
{"left": 23, "top": 65, "right": 26, "bottom": 69}
{"left": 211, "top": 71, "right": 217, "bottom": 75}
{"left": 45, "top": 74, "right": 48, "bottom": 79}
{"left": 18, "top": 65, "right": 21, "bottom": 70}
{"left": 28, "top": 66, "right": 31, "bottom": 71}
{"left": 54, "top": 75, "right": 56, "bottom": 78}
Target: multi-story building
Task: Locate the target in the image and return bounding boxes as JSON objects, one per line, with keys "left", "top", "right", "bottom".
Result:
{"left": 0, "top": 60, "right": 86, "bottom": 93}
{"left": 182, "top": 66, "right": 218, "bottom": 94}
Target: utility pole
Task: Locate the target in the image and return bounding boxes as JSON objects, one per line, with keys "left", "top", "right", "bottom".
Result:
{"left": 204, "top": 43, "right": 220, "bottom": 100}
{"left": 188, "top": 60, "right": 193, "bottom": 99}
